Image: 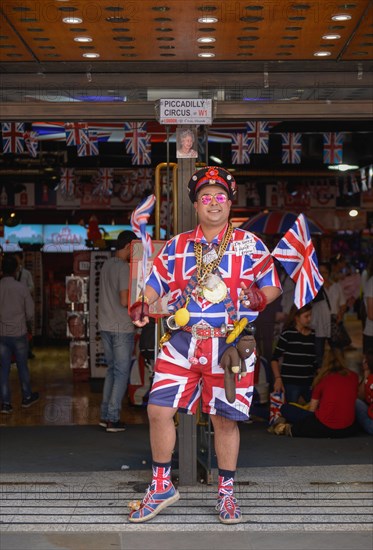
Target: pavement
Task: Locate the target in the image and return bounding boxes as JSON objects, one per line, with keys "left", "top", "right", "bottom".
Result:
{"left": 1, "top": 410, "right": 372, "bottom": 550}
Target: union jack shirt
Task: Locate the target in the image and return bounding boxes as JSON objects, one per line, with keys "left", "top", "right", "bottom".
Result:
{"left": 146, "top": 224, "right": 281, "bottom": 327}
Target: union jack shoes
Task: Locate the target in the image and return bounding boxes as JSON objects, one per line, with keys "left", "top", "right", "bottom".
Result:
{"left": 215, "top": 494, "right": 242, "bottom": 524}
{"left": 128, "top": 482, "right": 180, "bottom": 523}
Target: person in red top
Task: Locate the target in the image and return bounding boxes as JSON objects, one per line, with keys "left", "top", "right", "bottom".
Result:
{"left": 271, "top": 348, "right": 358, "bottom": 437}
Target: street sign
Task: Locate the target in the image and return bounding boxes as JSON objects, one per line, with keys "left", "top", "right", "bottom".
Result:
{"left": 158, "top": 99, "right": 213, "bottom": 125}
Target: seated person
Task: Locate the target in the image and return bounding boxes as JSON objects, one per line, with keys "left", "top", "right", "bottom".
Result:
{"left": 271, "top": 349, "right": 358, "bottom": 438}
{"left": 355, "top": 353, "right": 373, "bottom": 435}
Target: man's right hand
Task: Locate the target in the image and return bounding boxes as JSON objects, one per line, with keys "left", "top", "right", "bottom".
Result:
{"left": 129, "top": 299, "right": 150, "bottom": 327}
{"left": 273, "top": 377, "right": 284, "bottom": 394}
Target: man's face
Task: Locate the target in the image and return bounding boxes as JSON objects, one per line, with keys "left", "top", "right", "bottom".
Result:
{"left": 194, "top": 185, "right": 231, "bottom": 227}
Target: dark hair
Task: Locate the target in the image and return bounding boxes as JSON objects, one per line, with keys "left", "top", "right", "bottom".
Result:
{"left": 364, "top": 353, "right": 373, "bottom": 374}
{"left": 319, "top": 261, "right": 331, "bottom": 274}
{"left": 2, "top": 255, "right": 18, "bottom": 276}
{"left": 116, "top": 230, "right": 137, "bottom": 251}
{"left": 283, "top": 303, "right": 312, "bottom": 330}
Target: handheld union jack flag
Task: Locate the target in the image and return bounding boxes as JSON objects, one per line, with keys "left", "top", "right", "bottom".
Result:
{"left": 24, "top": 130, "right": 39, "bottom": 158}
{"left": 130, "top": 194, "right": 156, "bottom": 293}
{"left": 323, "top": 132, "right": 343, "bottom": 164}
{"left": 77, "top": 130, "right": 99, "bottom": 157}
{"left": 60, "top": 168, "right": 76, "bottom": 198}
{"left": 1, "top": 123, "right": 25, "bottom": 154}
{"left": 271, "top": 213, "right": 324, "bottom": 308}
{"left": 246, "top": 121, "right": 270, "bottom": 154}
{"left": 124, "top": 122, "right": 151, "bottom": 165}
{"left": 65, "top": 122, "right": 89, "bottom": 147}
{"left": 231, "top": 132, "right": 250, "bottom": 164}
{"left": 281, "top": 132, "right": 302, "bottom": 164}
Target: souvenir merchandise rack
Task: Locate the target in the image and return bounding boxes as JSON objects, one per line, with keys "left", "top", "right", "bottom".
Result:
{"left": 65, "top": 273, "right": 89, "bottom": 381}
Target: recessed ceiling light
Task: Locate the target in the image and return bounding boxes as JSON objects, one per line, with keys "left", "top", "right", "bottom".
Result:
{"left": 349, "top": 209, "right": 359, "bottom": 217}
{"left": 74, "top": 36, "right": 92, "bottom": 42}
{"left": 82, "top": 52, "right": 100, "bottom": 58}
{"left": 322, "top": 33, "right": 341, "bottom": 39}
{"left": 198, "top": 52, "right": 215, "bottom": 57}
{"left": 331, "top": 14, "right": 352, "bottom": 21}
{"left": 314, "top": 50, "right": 331, "bottom": 56}
{"left": 198, "top": 17, "right": 218, "bottom": 23}
{"left": 63, "top": 17, "right": 83, "bottom": 24}
{"left": 197, "top": 37, "right": 215, "bottom": 43}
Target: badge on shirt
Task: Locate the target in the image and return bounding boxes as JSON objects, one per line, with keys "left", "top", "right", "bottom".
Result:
{"left": 233, "top": 238, "right": 256, "bottom": 256}
{"left": 203, "top": 248, "right": 218, "bottom": 265}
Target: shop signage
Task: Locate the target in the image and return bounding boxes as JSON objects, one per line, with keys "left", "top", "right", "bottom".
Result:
{"left": 158, "top": 99, "right": 213, "bottom": 125}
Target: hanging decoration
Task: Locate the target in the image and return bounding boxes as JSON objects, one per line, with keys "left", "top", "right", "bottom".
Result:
{"left": 60, "top": 168, "right": 76, "bottom": 198}
{"left": 281, "top": 132, "right": 302, "bottom": 164}
{"left": 65, "top": 122, "right": 89, "bottom": 147}
{"left": 123, "top": 122, "right": 151, "bottom": 165}
{"left": 231, "top": 132, "right": 250, "bottom": 164}
{"left": 323, "top": 132, "right": 344, "bottom": 164}
{"left": 92, "top": 168, "right": 113, "bottom": 197}
{"left": 24, "top": 130, "right": 39, "bottom": 158}
{"left": 246, "top": 121, "right": 270, "bottom": 154}
{"left": 77, "top": 129, "right": 99, "bottom": 157}
{"left": 1, "top": 122, "right": 25, "bottom": 154}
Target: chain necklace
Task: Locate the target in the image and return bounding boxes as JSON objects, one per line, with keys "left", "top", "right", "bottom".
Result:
{"left": 194, "top": 222, "right": 233, "bottom": 285}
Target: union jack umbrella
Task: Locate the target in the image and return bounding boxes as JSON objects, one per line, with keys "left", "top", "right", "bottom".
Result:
{"left": 130, "top": 194, "right": 156, "bottom": 294}
{"left": 60, "top": 168, "right": 76, "bottom": 198}
{"left": 271, "top": 213, "right": 324, "bottom": 308}
{"left": 231, "top": 132, "right": 250, "bottom": 164}
{"left": 124, "top": 122, "right": 151, "bottom": 165}
{"left": 246, "top": 121, "right": 270, "bottom": 154}
{"left": 281, "top": 132, "right": 302, "bottom": 164}
{"left": 1, "top": 122, "right": 25, "bottom": 154}
{"left": 24, "top": 130, "right": 39, "bottom": 158}
{"left": 65, "top": 122, "right": 89, "bottom": 147}
{"left": 323, "top": 132, "right": 343, "bottom": 164}
{"left": 77, "top": 130, "right": 99, "bottom": 157}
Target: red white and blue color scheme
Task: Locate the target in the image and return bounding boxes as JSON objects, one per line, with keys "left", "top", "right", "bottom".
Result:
{"left": 130, "top": 194, "right": 156, "bottom": 294}
{"left": 241, "top": 211, "right": 325, "bottom": 235}
{"left": 128, "top": 473, "right": 179, "bottom": 522}
{"left": 60, "top": 168, "right": 76, "bottom": 198}
{"left": 216, "top": 475, "right": 241, "bottom": 524}
{"left": 1, "top": 123, "right": 25, "bottom": 154}
{"left": 77, "top": 130, "right": 99, "bottom": 157}
{"left": 24, "top": 130, "right": 39, "bottom": 158}
{"left": 124, "top": 122, "right": 151, "bottom": 165}
{"left": 269, "top": 390, "right": 285, "bottom": 426}
{"left": 246, "top": 121, "right": 270, "bottom": 154}
{"left": 281, "top": 132, "right": 302, "bottom": 164}
{"left": 231, "top": 132, "right": 250, "bottom": 164}
{"left": 64, "top": 122, "right": 89, "bottom": 147}
{"left": 271, "top": 213, "right": 324, "bottom": 308}
{"left": 92, "top": 168, "right": 113, "bottom": 196}
{"left": 323, "top": 132, "right": 344, "bottom": 164}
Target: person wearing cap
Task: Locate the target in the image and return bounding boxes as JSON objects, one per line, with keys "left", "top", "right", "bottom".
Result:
{"left": 129, "top": 166, "right": 282, "bottom": 524}
{"left": 98, "top": 230, "right": 137, "bottom": 433}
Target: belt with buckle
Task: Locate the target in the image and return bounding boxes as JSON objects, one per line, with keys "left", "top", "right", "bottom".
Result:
{"left": 182, "top": 324, "right": 228, "bottom": 339}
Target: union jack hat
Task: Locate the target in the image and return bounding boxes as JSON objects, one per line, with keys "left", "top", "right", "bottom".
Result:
{"left": 188, "top": 166, "right": 237, "bottom": 202}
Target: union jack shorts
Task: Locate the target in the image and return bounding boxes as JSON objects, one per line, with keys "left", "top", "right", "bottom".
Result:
{"left": 148, "top": 331, "right": 255, "bottom": 421}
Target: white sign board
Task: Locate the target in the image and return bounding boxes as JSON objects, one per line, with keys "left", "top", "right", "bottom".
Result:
{"left": 159, "top": 99, "right": 213, "bottom": 125}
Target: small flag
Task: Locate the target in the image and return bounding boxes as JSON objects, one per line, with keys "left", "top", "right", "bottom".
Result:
{"left": 24, "top": 130, "right": 39, "bottom": 158}
{"left": 77, "top": 130, "right": 99, "bottom": 157}
{"left": 65, "top": 122, "right": 89, "bottom": 147}
{"left": 246, "top": 121, "right": 270, "bottom": 154}
{"left": 272, "top": 213, "right": 324, "bottom": 308}
{"left": 93, "top": 168, "right": 113, "bottom": 196}
{"left": 323, "top": 132, "right": 343, "bottom": 164}
{"left": 231, "top": 132, "right": 250, "bottom": 164}
{"left": 281, "top": 132, "right": 302, "bottom": 164}
{"left": 130, "top": 194, "right": 156, "bottom": 293}
{"left": 1, "top": 122, "right": 25, "bottom": 154}
{"left": 124, "top": 122, "right": 151, "bottom": 165}
{"left": 60, "top": 168, "right": 76, "bottom": 198}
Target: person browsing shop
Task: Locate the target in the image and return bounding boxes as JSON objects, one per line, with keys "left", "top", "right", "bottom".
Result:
{"left": 129, "top": 166, "right": 281, "bottom": 524}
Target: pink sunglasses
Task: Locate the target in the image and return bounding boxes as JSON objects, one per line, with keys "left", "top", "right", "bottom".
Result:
{"left": 199, "top": 193, "right": 228, "bottom": 205}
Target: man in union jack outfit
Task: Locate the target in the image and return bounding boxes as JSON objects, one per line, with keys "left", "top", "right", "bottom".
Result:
{"left": 129, "top": 166, "right": 281, "bottom": 524}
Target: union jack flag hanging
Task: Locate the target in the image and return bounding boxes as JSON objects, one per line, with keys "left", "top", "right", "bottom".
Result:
{"left": 60, "top": 168, "right": 76, "bottom": 198}
{"left": 281, "top": 132, "right": 302, "bottom": 164}
{"left": 271, "top": 213, "right": 324, "bottom": 308}
{"left": 1, "top": 123, "right": 25, "bottom": 154}
{"left": 130, "top": 194, "right": 156, "bottom": 293}
{"left": 93, "top": 168, "right": 113, "bottom": 196}
{"left": 65, "top": 122, "right": 89, "bottom": 147}
{"left": 231, "top": 132, "right": 250, "bottom": 164}
{"left": 246, "top": 121, "right": 270, "bottom": 154}
{"left": 77, "top": 130, "right": 99, "bottom": 157}
{"left": 24, "top": 130, "right": 39, "bottom": 158}
{"left": 323, "top": 132, "right": 343, "bottom": 164}
{"left": 124, "top": 122, "right": 151, "bottom": 165}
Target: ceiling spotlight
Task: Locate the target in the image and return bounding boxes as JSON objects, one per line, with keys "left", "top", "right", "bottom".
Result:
{"left": 74, "top": 36, "right": 92, "bottom": 42}
{"left": 198, "top": 52, "right": 215, "bottom": 57}
{"left": 197, "top": 36, "right": 216, "bottom": 43}
{"left": 314, "top": 50, "right": 331, "bottom": 56}
{"left": 82, "top": 52, "right": 100, "bottom": 58}
{"left": 322, "top": 33, "right": 341, "bottom": 40}
{"left": 331, "top": 14, "right": 352, "bottom": 21}
{"left": 63, "top": 17, "right": 83, "bottom": 24}
{"left": 328, "top": 163, "right": 359, "bottom": 171}
{"left": 198, "top": 17, "right": 218, "bottom": 23}
{"left": 349, "top": 209, "right": 359, "bottom": 218}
